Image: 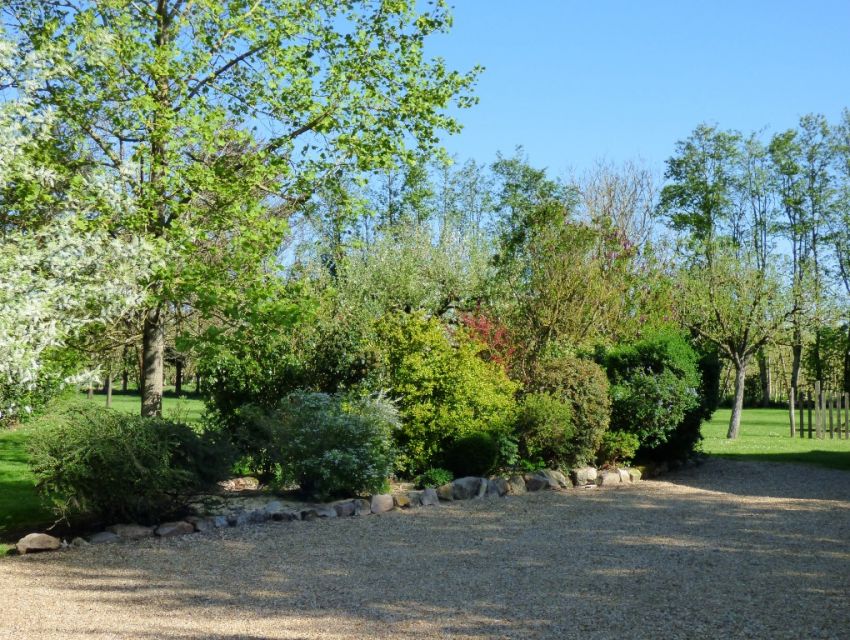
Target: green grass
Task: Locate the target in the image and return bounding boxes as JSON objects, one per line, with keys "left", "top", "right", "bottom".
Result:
{"left": 0, "top": 392, "right": 206, "bottom": 548}
{"left": 702, "top": 407, "right": 850, "bottom": 471}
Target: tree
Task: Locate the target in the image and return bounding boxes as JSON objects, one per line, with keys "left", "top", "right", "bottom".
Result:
{"left": 5, "top": 0, "right": 479, "bottom": 416}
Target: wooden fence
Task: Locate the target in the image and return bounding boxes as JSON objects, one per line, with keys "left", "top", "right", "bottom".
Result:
{"left": 788, "top": 381, "right": 850, "bottom": 439}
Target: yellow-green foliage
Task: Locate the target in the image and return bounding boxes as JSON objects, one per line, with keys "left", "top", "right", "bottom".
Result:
{"left": 371, "top": 311, "right": 518, "bottom": 475}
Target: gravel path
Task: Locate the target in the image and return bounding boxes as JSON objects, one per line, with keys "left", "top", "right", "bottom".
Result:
{"left": 2, "top": 458, "right": 850, "bottom": 640}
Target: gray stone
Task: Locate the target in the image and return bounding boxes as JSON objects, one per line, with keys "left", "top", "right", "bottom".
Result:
{"left": 485, "top": 477, "right": 509, "bottom": 498}
{"left": 106, "top": 523, "right": 154, "bottom": 540}
{"left": 570, "top": 466, "right": 598, "bottom": 486}
{"left": 353, "top": 498, "right": 372, "bottom": 515}
{"left": 227, "top": 512, "right": 250, "bottom": 527}
{"left": 393, "top": 494, "right": 412, "bottom": 508}
{"left": 436, "top": 483, "right": 454, "bottom": 501}
{"left": 333, "top": 501, "right": 356, "bottom": 517}
{"left": 300, "top": 508, "right": 319, "bottom": 521}
{"left": 627, "top": 468, "right": 642, "bottom": 483}
{"left": 263, "top": 501, "right": 285, "bottom": 516}
{"left": 185, "top": 516, "right": 216, "bottom": 533}
{"left": 420, "top": 488, "right": 440, "bottom": 506}
{"left": 506, "top": 475, "right": 527, "bottom": 495}
{"left": 617, "top": 468, "right": 631, "bottom": 483}
{"left": 247, "top": 508, "right": 271, "bottom": 524}
{"left": 596, "top": 470, "right": 622, "bottom": 487}
{"left": 370, "top": 494, "right": 394, "bottom": 514}
{"left": 452, "top": 476, "right": 486, "bottom": 500}
{"left": 537, "top": 469, "right": 569, "bottom": 488}
{"left": 407, "top": 490, "right": 424, "bottom": 506}
{"left": 314, "top": 505, "right": 337, "bottom": 519}
{"left": 523, "top": 473, "right": 550, "bottom": 492}
{"left": 70, "top": 537, "right": 89, "bottom": 548}
{"left": 272, "top": 510, "right": 300, "bottom": 522}
{"left": 88, "top": 531, "right": 121, "bottom": 545}
{"left": 16, "top": 533, "right": 61, "bottom": 554}
{"left": 155, "top": 521, "right": 195, "bottom": 537}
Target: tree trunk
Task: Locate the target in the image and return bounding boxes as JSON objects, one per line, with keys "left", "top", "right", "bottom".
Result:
{"left": 175, "top": 358, "right": 183, "bottom": 396}
{"left": 121, "top": 368, "right": 128, "bottom": 392}
{"left": 844, "top": 322, "right": 850, "bottom": 394}
{"left": 105, "top": 372, "right": 113, "bottom": 408}
{"left": 727, "top": 357, "right": 749, "bottom": 439}
{"left": 141, "top": 306, "right": 165, "bottom": 417}
{"left": 790, "top": 333, "right": 802, "bottom": 394}
{"left": 758, "top": 350, "right": 771, "bottom": 407}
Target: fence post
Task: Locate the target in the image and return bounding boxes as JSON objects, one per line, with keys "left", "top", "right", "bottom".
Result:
{"left": 808, "top": 390, "right": 813, "bottom": 439}
{"left": 829, "top": 393, "right": 835, "bottom": 439}
{"left": 789, "top": 387, "right": 796, "bottom": 437}
{"left": 815, "top": 381, "right": 822, "bottom": 439}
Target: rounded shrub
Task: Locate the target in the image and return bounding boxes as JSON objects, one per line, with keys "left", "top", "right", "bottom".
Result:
{"left": 28, "top": 404, "right": 231, "bottom": 525}
{"left": 415, "top": 467, "right": 454, "bottom": 489}
{"left": 442, "top": 432, "right": 500, "bottom": 477}
{"left": 514, "top": 392, "right": 574, "bottom": 468}
{"left": 597, "top": 430, "right": 640, "bottom": 467}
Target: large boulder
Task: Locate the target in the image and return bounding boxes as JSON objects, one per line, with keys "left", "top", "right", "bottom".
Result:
{"left": 185, "top": 516, "right": 217, "bottom": 533}
{"left": 88, "top": 531, "right": 121, "bottom": 545}
{"left": 506, "top": 475, "right": 527, "bottom": 495}
{"left": 353, "top": 498, "right": 372, "bottom": 516}
{"left": 627, "top": 468, "right": 642, "bottom": 483}
{"left": 106, "top": 524, "right": 154, "bottom": 540}
{"left": 523, "top": 474, "right": 550, "bottom": 492}
{"left": 16, "top": 533, "right": 61, "bottom": 555}
{"left": 596, "top": 470, "right": 622, "bottom": 487}
{"left": 393, "top": 494, "right": 412, "bottom": 509}
{"left": 452, "top": 477, "right": 486, "bottom": 500}
{"left": 370, "top": 494, "right": 394, "bottom": 514}
{"left": 436, "top": 483, "right": 454, "bottom": 501}
{"left": 536, "top": 469, "right": 569, "bottom": 489}
{"left": 155, "top": 521, "right": 195, "bottom": 537}
{"left": 570, "top": 466, "right": 598, "bottom": 486}
{"left": 485, "top": 477, "right": 509, "bottom": 498}
{"left": 420, "top": 488, "right": 440, "bottom": 507}
{"left": 617, "top": 468, "right": 631, "bottom": 484}
{"left": 333, "top": 501, "right": 356, "bottom": 518}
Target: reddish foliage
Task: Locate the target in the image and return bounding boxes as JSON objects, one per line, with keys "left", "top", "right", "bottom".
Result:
{"left": 459, "top": 310, "right": 516, "bottom": 370}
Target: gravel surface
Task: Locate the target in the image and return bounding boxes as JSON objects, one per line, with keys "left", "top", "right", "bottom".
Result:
{"left": 2, "top": 458, "right": 850, "bottom": 640}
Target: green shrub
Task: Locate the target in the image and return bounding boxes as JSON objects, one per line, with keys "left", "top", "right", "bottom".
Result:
{"left": 514, "top": 392, "right": 574, "bottom": 467}
{"left": 415, "top": 467, "right": 454, "bottom": 488}
{"left": 243, "top": 391, "right": 398, "bottom": 501}
{"left": 597, "top": 430, "right": 640, "bottom": 467}
{"left": 369, "top": 311, "right": 518, "bottom": 475}
{"left": 442, "top": 432, "right": 500, "bottom": 477}
{"left": 28, "top": 404, "right": 230, "bottom": 524}
{"left": 526, "top": 353, "right": 611, "bottom": 466}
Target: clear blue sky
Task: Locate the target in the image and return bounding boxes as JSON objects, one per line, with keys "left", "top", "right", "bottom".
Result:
{"left": 428, "top": 0, "right": 850, "bottom": 176}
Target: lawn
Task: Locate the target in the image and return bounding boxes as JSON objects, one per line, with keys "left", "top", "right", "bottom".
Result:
{"left": 702, "top": 407, "right": 850, "bottom": 471}
{"left": 0, "top": 392, "right": 206, "bottom": 552}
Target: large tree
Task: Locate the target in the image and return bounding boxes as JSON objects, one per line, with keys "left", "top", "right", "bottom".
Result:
{"left": 4, "top": 0, "right": 478, "bottom": 416}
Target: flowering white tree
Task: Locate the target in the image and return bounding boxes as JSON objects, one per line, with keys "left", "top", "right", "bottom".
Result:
{"left": 0, "top": 33, "right": 156, "bottom": 423}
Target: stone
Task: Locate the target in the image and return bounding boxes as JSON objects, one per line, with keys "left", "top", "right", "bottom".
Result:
{"left": 218, "top": 476, "right": 260, "bottom": 492}
{"left": 333, "top": 501, "right": 356, "bottom": 517}
{"left": 618, "top": 468, "right": 631, "bottom": 483}
{"left": 185, "top": 516, "right": 216, "bottom": 533}
{"left": 436, "top": 483, "right": 454, "bottom": 501}
{"left": 393, "top": 494, "right": 412, "bottom": 509}
{"left": 314, "top": 505, "right": 337, "bottom": 519}
{"left": 537, "top": 469, "right": 569, "bottom": 488}
{"left": 570, "top": 466, "right": 598, "bottom": 486}
{"left": 263, "top": 501, "right": 285, "bottom": 517}
{"left": 370, "top": 494, "right": 394, "bottom": 514}
{"left": 88, "top": 531, "right": 121, "bottom": 545}
{"left": 407, "top": 490, "right": 424, "bottom": 506}
{"left": 273, "top": 510, "right": 301, "bottom": 522}
{"left": 247, "top": 509, "right": 271, "bottom": 524}
{"left": 452, "top": 476, "right": 486, "bottom": 500}
{"left": 353, "top": 498, "right": 372, "bottom": 516}
{"left": 300, "top": 508, "right": 319, "bottom": 521}
{"left": 485, "top": 477, "right": 509, "bottom": 498}
{"left": 106, "top": 524, "right": 154, "bottom": 540}
{"left": 420, "top": 488, "right": 440, "bottom": 507}
{"left": 627, "top": 468, "right": 642, "bottom": 483}
{"left": 155, "top": 521, "right": 195, "bottom": 537}
{"left": 16, "top": 533, "right": 61, "bottom": 554}
{"left": 506, "top": 475, "right": 527, "bottom": 495}
{"left": 523, "top": 473, "right": 550, "bottom": 492}
{"left": 596, "top": 470, "right": 622, "bottom": 487}
{"left": 227, "top": 512, "right": 250, "bottom": 527}
{"left": 70, "top": 537, "right": 89, "bottom": 548}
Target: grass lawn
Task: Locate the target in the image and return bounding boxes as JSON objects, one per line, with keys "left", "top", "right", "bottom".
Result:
{"left": 0, "top": 392, "right": 205, "bottom": 552}
{"left": 702, "top": 407, "right": 850, "bottom": 471}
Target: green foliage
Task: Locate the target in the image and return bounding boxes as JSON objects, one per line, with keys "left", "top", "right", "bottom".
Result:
{"left": 526, "top": 353, "right": 611, "bottom": 466}
{"left": 414, "top": 467, "right": 454, "bottom": 488}
{"left": 597, "top": 430, "right": 640, "bottom": 467}
{"left": 442, "top": 432, "right": 500, "bottom": 477}
{"left": 369, "top": 311, "right": 519, "bottom": 475}
{"left": 242, "top": 391, "right": 398, "bottom": 501}
{"left": 28, "top": 404, "right": 230, "bottom": 525}
{"left": 514, "top": 392, "right": 574, "bottom": 468}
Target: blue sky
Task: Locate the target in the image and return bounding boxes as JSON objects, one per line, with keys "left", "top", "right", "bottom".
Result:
{"left": 428, "top": 0, "right": 850, "bottom": 177}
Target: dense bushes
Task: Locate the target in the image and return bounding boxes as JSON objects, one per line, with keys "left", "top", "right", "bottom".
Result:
{"left": 597, "top": 430, "right": 640, "bottom": 467}
{"left": 369, "top": 311, "right": 518, "bottom": 475}
{"left": 28, "top": 404, "right": 231, "bottom": 524}
{"left": 442, "top": 432, "right": 500, "bottom": 477}
{"left": 241, "top": 391, "right": 398, "bottom": 500}
{"left": 513, "top": 392, "right": 574, "bottom": 468}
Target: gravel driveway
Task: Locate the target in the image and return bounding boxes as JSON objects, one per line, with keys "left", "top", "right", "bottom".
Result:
{"left": 2, "top": 458, "right": 850, "bottom": 640}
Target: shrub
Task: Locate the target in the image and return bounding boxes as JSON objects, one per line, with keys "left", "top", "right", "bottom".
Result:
{"left": 526, "top": 353, "right": 611, "bottom": 466}
{"left": 368, "top": 311, "right": 518, "bottom": 475}
{"left": 514, "top": 392, "right": 574, "bottom": 468}
{"left": 442, "top": 432, "right": 500, "bottom": 477}
{"left": 28, "top": 404, "right": 230, "bottom": 524}
{"left": 597, "top": 430, "right": 640, "bottom": 467}
{"left": 244, "top": 391, "right": 398, "bottom": 501}
{"left": 415, "top": 467, "right": 454, "bottom": 488}
{"left": 601, "top": 329, "right": 702, "bottom": 458}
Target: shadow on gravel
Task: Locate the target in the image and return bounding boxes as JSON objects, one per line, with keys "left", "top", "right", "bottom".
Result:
{"left": 5, "top": 470, "right": 850, "bottom": 639}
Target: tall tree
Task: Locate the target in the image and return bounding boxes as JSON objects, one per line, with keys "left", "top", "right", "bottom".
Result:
{"left": 5, "top": 0, "right": 479, "bottom": 416}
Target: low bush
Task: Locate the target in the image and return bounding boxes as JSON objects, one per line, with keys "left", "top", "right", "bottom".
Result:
{"left": 415, "top": 467, "right": 454, "bottom": 488}
{"left": 243, "top": 391, "right": 398, "bottom": 500}
{"left": 597, "top": 430, "right": 640, "bottom": 467}
{"left": 442, "top": 432, "right": 500, "bottom": 477}
{"left": 514, "top": 392, "right": 574, "bottom": 468}
{"left": 28, "top": 404, "right": 231, "bottom": 525}
{"left": 526, "top": 353, "right": 611, "bottom": 466}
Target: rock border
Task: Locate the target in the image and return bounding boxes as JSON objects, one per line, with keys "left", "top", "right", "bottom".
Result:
{"left": 12, "top": 466, "right": 642, "bottom": 555}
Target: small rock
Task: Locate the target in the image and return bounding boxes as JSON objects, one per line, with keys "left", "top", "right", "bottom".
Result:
{"left": 420, "top": 488, "right": 440, "bottom": 506}
{"left": 596, "top": 470, "right": 622, "bottom": 487}
{"left": 88, "top": 531, "right": 121, "bottom": 545}
{"left": 333, "top": 501, "right": 356, "bottom": 517}
{"left": 627, "top": 468, "right": 642, "bottom": 482}
{"left": 106, "top": 524, "right": 154, "bottom": 540}
{"left": 155, "top": 521, "right": 195, "bottom": 537}
{"left": 71, "top": 537, "right": 89, "bottom": 548}
{"left": 523, "top": 474, "right": 550, "bottom": 492}
{"left": 570, "top": 466, "right": 598, "bottom": 486}
{"left": 452, "top": 476, "right": 486, "bottom": 500}
{"left": 16, "top": 533, "right": 61, "bottom": 554}
{"left": 393, "top": 494, "right": 412, "bottom": 509}
{"left": 436, "top": 483, "right": 454, "bottom": 501}
{"left": 370, "top": 494, "right": 394, "bottom": 514}
{"left": 353, "top": 498, "right": 372, "bottom": 515}
{"left": 485, "top": 477, "right": 509, "bottom": 498}
{"left": 506, "top": 475, "right": 527, "bottom": 495}
{"left": 617, "top": 468, "right": 631, "bottom": 483}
